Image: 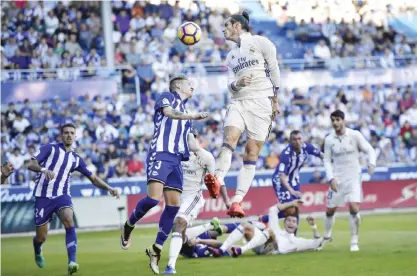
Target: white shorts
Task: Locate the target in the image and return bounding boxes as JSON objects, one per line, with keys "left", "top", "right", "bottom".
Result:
{"left": 326, "top": 174, "right": 362, "bottom": 208}
{"left": 175, "top": 192, "right": 205, "bottom": 226}
{"left": 224, "top": 97, "right": 273, "bottom": 141}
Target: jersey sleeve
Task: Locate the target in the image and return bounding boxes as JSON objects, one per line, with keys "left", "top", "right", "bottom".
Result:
{"left": 354, "top": 130, "right": 376, "bottom": 167}
{"left": 32, "top": 144, "right": 53, "bottom": 163}
{"left": 226, "top": 54, "right": 240, "bottom": 93}
{"left": 306, "top": 143, "right": 322, "bottom": 158}
{"left": 75, "top": 156, "right": 93, "bottom": 177}
{"left": 323, "top": 136, "right": 333, "bottom": 181}
{"left": 154, "top": 92, "right": 175, "bottom": 111}
{"left": 258, "top": 36, "right": 280, "bottom": 89}
{"left": 277, "top": 150, "right": 291, "bottom": 175}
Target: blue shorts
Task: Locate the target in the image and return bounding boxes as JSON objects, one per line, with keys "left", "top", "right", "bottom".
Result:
{"left": 147, "top": 159, "right": 183, "bottom": 192}
{"left": 272, "top": 174, "right": 300, "bottom": 203}
{"left": 34, "top": 195, "right": 73, "bottom": 226}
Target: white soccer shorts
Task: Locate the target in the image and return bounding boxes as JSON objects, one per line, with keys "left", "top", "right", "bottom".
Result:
{"left": 175, "top": 192, "right": 205, "bottom": 226}
{"left": 224, "top": 97, "right": 272, "bottom": 141}
{"left": 326, "top": 174, "right": 362, "bottom": 208}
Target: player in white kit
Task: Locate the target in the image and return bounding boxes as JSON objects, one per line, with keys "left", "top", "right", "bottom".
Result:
{"left": 204, "top": 11, "right": 281, "bottom": 218}
{"left": 210, "top": 199, "right": 324, "bottom": 257}
{"left": 323, "top": 110, "right": 376, "bottom": 252}
{"left": 163, "top": 131, "right": 218, "bottom": 274}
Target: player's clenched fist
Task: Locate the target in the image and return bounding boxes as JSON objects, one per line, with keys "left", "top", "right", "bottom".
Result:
{"left": 192, "top": 112, "right": 209, "bottom": 120}
{"left": 306, "top": 216, "right": 315, "bottom": 226}
{"left": 42, "top": 169, "right": 55, "bottom": 180}
{"left": 236, "top": 76, "right": 252, "bottom": 88}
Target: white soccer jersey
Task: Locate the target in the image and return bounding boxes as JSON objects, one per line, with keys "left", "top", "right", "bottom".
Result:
{"left": 226, "top": 32, "right": 280, "bottom": 100}
{"left": 181, "top": 152, "right": 207, "bottom": 197}
{"left": 323, "top": 128, "right": 376, "bottom": 181}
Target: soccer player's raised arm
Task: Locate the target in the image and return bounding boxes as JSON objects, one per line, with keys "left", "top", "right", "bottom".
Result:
{"left": 76, "top": 157, "right": 120, "bottom": 198}
{"left": 355, "top": 131, "right": 377, "bottom": 175}
{"left": 306, "top": 143, "right": 324, "bottom": 159}
{"left": 28, "top": 144, "right": 55, "bottom": 180}
{"left": 162, "top": 106, "right": 208, "bottom": 121}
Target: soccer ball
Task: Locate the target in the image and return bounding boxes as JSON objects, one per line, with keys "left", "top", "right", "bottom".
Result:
{"left": 177, "top": 22, "right": 201, "bottom": 46}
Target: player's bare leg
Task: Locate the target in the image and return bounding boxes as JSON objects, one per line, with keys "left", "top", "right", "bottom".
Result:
{"left": 147, "top": 189, "right": 180, "bottom": 274}
{"left": 228, "top": 139, "right": 262, "bottom": 218}
{"left": 122, "top": 181, "right": 163, "bottom": 250}
{"left": 349, "top": 202, "right": 361, "bottom": 252}
{"left": 323, "top": 207, "right": 337, "bottom": 244}
{"left": 59, "top": 207, "right": 79, "bottom": 275}
{"left": 33, "top": 224, "right": 48, "bottom": 268}
{"left": 205, "top": 126, "right": 241, "bottom": 198}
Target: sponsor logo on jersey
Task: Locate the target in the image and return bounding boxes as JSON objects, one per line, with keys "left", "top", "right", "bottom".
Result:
{"left": 232, "top": 57, "right": 260, "bottom": 74}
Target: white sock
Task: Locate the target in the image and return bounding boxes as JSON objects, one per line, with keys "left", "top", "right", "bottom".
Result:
{"left": 349, "top": 213, "right": 360, "bottom": 244}
{"left": 241, "top": 228, "right": 269, "bottom": 254}
{"left": 219, "top": 225, "right": 245, "bottom": 251}
{"left": 232, "top": 163, "right": 256, "bottom": 203}
{"left": 324, "top": 213, "right": 335, "bottom": 239}
{"left": 185, "top": 223, "right": 213, "bottom": 241}
{"left": 214, "top": 146, "right": 233, "bottom": 185}
{"left": 167, "top": 232, "right": 183, "bottom": 269}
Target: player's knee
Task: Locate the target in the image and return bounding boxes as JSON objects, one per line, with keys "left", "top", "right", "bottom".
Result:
{"left": 244, "top": 146, "right": 260, "bottom": 160}
{"left": 173, "top": 217, "right": 187, "bottom": 232}
{"left": 62, "top": 216, "right": 74, "bottom": 228}
{"left": 326, "top": 210, "right": 335, "bottom": 217}
{"left": 37, "top": 233, "right": 47, "bottom": 243}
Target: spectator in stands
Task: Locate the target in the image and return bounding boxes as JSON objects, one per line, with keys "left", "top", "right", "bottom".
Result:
{"left": 12, "top": 113, "right": 30, "bottom": 134}
{"left": 115, "top": 157, "right": 129, "bottom": 177}
{"left": 127, "top": 153, "right": 144, "bottom": 176}
{"left": 45, "top": 10, "right": 59, "bottom": 36}
{"left": 380, "top": 48, "right": 395, "bottom": 68}
{"left": 95, "top": 120, "right": 119, "bottom": 142}
{"left": 309, "top": 170, "right": 326, "bottom": 184}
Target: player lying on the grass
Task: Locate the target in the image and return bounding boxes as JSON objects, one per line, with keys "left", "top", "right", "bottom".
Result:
{"left": 210, "top": 199, "right": 323, "bottom": 257}
{"left": 163, "top": 130, "right": 218, "bottom": 274}
{"left": 28, "top": 123, "right": 120, "bottom": 275}
{"left": 178, "top": 220, "right": 240, "bottom": 259}
{"left": 259, "top": 130, "right": 323, "bottom": 233}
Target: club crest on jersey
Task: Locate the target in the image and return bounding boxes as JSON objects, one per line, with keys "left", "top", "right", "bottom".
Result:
{"left": 249, "top": 46, "right": 255, "bottom": 53}
{"left": 162, "top": 98, "right": 170, "bottom": 105}
{"left": 233, "top": 57, "right": 260, "bottom": 74}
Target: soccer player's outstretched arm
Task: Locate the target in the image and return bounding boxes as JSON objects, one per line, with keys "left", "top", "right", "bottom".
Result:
{"left": 188, "top": 133, "right": 215, "bottom": 174}
{"left": 28, "top": 144, "right": 55, "bottom": 180}
{"left": 76, "top": 157, "right": 120, "bottom": 198}
{"left": 163, "top": 106, "right": 208, "bottom": 121}
{"left": 354, "top": 131, "right": 377, "bottom": 175}
{"left": 268, "top": 200, "right": 302, "bottom": 233}
{"left": 306, "top": 216, "right": 321, "bottom": 239}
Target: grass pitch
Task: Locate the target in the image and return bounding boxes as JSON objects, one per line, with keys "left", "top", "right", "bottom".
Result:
{"left": 2, "top": 213, "right": 417, "bottom": 276}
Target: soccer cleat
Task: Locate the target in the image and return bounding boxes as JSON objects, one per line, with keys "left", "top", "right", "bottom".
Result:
{"left": 145, "top": 245, "right": 161, "bottom": 274}
{"left": 33, "top": 244, "right": 44, "bottom": 268}
{"left": 120, "top": 221, "right": 135, "bottom": 250}
{"left": 163, "top": 265, "right": 177, "bottom": 275}
{"left": 350, "top": 244, "right": 360, "bottom": 252}
{"left": 204, "top": 174, "right": 221, "bottom": 198}
{"left": 68, "top": 262, "right": 79, "bottom": 275}
{"left": 227, "top": 202, "right": 245, "bottom": 218}
{"left": 230, "top": 247, "right": 242, "bottom": 258}
{"left": 207, "top": 247, "right": 224, "bottom": 257}
{"left": 210, "top": 217, "right": 222, "bottom": 235}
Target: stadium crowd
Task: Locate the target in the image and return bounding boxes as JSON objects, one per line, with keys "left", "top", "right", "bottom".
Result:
{"left": 1, "top": 1, "right": 417, "bottom": 186}
{"left": 2, "top": 81, "right": 417, "bottom": 185}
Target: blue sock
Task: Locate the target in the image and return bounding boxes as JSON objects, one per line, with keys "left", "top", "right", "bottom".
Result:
{"left": 65, "top": 226, "right": 77, "bottom": 263}
{"left": 128, "top": 196, "right": 159, "bottom": 225}
{"left": 224, "top": 223, "right": 239, "bottom": 233}
{"left": 33, "top": 237, "right": 43, "bottom": 255}
{"left": 155, "top": 205, "right": 179, "bottom": 247}
{"left": 261, "top": 211, "right": 286, "bottom": 223}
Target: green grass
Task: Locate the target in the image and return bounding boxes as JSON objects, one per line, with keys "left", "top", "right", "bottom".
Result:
{"left": 2, "top": 213, "right": 417, "bottom": 276}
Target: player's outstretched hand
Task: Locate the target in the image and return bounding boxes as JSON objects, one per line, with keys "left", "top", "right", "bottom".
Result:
{"left": 193, "top": 112, "right": 209, "bottom": 120}
{"left": 367, "top": 164, "right": 375, "bottom": 176}
{"left": 43, "top": 169, "right": 55, "bottom": 180}
{"left": 236, "top": 76, "right": 251, "bottom": 88}
{"left": 292, "top": 199, "right": 303, "bottom": 208}
{"left": 109, "top": 187, "right": 120, "bottom": 199}
{"left": 306, "top": 216, "right": 315, "bottom": 226}
{"left": 329, "top": 178, "right": 338, "bottom": 192}
{"left": 1, "top": 162, "right": 14, "bottom": 177}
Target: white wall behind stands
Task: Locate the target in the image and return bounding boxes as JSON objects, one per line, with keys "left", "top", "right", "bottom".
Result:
{"left": 72, "top": 196, "right": 127, "bottom": 228}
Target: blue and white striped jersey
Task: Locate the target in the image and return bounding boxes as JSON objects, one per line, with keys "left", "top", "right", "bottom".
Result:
{"left": 32, "top": 143, "right": 92, "bottom": 198}
{"left": 273, "top": 143, "right": 321, "bottom": 191}
{"left": 148, "top": 92, "right": 192, "bottom": 163}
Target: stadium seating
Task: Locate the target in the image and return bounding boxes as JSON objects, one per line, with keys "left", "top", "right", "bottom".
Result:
{"left": 1, "top": 0, "right": 416, "bottom": 186}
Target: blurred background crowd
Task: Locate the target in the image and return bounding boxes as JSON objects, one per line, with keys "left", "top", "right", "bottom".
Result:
{"left": 1, "top": 0, "right": 416, "bottom": 185}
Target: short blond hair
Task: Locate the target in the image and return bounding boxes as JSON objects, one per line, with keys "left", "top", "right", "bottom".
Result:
{"left": 169, "top": 75, "right": 188, "bottom": 92}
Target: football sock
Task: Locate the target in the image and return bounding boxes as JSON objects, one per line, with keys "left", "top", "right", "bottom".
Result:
{"left": 185, "top": 223, "right": 212, "bottom": 241}
{"left": 349, "top": 211, "right": 360, "bottom": 244}
{"left": 232, "top": 161, "right": 256, "bottom": 203}
{"left": 220, "top": 225, "right": 245, "bottom": 252}
{"left": 324, "top": 212, "right": 335, "bottom": 239}
{"left": 155, "top": 205, "right": 180, "bottom": 247}
{"left": 65, "top": 226, "right": 77, "bottom": 263}
{"left": 167, "top": 232, "right": 183, "bottom": 269}
{"left": 241, "top": 228, "right": 269, "bottom": 254}
{"left": 128, "top": 196, "right": 159, "bottom": 225}
{"left": 214, "top": 144, "right": 234, "bottom": 184}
